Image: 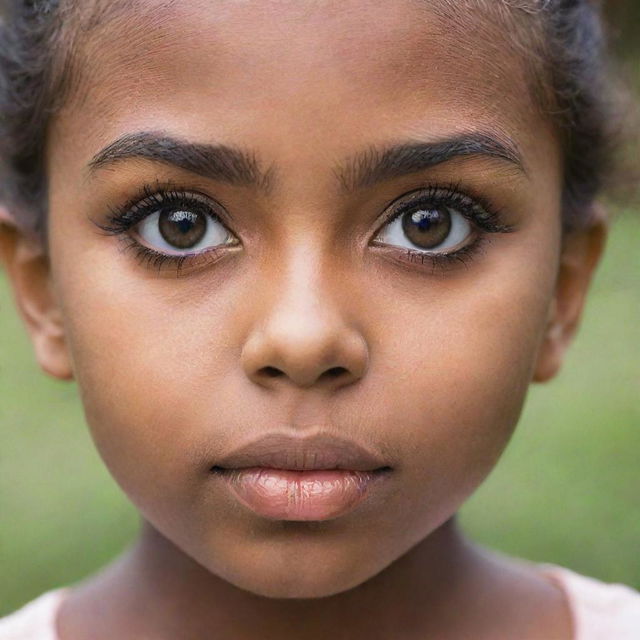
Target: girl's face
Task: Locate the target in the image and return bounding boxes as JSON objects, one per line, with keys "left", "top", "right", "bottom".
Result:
{"left": 21, "top": 0, "right": 589, "bottom": 598}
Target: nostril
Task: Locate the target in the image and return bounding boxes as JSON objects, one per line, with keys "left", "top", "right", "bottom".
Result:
{"left": 257, "top": 366, "right": 350, "bottom": 385}
{"left": 262, "top": 366, "right": 283, "bottom": 378}
{"left": 323, "top": 367, "right": 348, "bottom": 379}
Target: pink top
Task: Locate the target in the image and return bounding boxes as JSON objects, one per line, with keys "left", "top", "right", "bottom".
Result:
{"left": 539, "top": 565, "right": 640, "bottom": 639}
{"left": 1, "top": 566, "right": 639, "bottom": 639}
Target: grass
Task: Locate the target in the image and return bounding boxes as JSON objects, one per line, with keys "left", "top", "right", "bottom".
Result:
{"left": 1, "top": 212, "right": 638, "bottom": 615}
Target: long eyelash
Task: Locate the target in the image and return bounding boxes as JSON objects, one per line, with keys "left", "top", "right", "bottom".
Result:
{"left": 95, "top": 181, "right": 216, "bottom": 236}
{"left": 379, "top": 182, "right": 513, "bottom": 271}
{"left": 97, "top": 181, "right": 508, "bottom": 276}
{"left": 92, "top": 181, "right": 232, "bottom": 277}
{"left": 382, "top": 181, "right": 513, "bottom": 235}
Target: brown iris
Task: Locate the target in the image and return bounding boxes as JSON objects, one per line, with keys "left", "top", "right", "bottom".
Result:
{"left": 158, "top": 209, "right": 207, "bottom": 249}
{"left": 401, "top": 206, "right": 451, "bottom": 249}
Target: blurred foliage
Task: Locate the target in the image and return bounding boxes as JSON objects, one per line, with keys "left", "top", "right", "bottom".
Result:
{"left": 606, "top": 2, "right": 640, "bottom": 57}
{"left": 1, "top": 213, "right": 638, "bottom": 615}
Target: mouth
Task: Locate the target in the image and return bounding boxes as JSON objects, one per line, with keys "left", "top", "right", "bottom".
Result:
{"left": 210, "top": 431, "right": 393, "bottom": 521}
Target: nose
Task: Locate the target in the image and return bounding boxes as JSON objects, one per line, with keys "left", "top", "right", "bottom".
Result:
{"left": 240, "top": 254, "right": 369, "bottom": 392}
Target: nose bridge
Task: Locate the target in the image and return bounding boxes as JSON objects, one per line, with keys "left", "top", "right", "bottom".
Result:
{"left": 240, "top": 241, "right": 368, "bottom": 391}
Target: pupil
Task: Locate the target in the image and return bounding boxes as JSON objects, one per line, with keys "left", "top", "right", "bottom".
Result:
{"left": 159, "top": 209, "right": 207, "bottom": 249}
{"left": 401, "top": 206, "right": 451, "bottom": 249}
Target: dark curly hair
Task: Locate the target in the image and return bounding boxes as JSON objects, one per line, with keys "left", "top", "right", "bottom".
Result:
{"left": 0, "top": 0, "right": 633, "bottom": 243}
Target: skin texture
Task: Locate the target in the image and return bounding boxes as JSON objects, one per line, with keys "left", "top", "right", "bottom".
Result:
{"left": 0, "top": 0, "right": 608, "bottom": 638}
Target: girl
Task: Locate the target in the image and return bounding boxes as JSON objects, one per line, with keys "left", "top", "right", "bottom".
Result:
{"left": 0, "top": 0, "right": 638, "bottom": 638}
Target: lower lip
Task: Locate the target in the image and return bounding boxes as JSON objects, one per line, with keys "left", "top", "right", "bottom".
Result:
{"left": 216, "top": 467, "right": 388, "bottom": 521}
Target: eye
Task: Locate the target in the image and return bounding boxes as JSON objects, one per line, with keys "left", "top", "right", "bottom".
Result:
{"left": 374, "top": 192, "right": 473, "bottom": 254}
{"left": 93, "top": 186, "right": 243, "bottom": 276}
{"left": 133, "top": 199, "right": 237, "bottom": 254}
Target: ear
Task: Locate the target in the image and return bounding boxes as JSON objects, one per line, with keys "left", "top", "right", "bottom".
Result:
{"left": 0, "top": 206, "right": 74, "bottom": 380}
{"left": 533, "top": 204, "right": 609, "bottom": 383}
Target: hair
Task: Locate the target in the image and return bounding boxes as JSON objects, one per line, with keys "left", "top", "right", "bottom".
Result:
{"left": 0, "top": 0, "right": 633, "bottom": 243}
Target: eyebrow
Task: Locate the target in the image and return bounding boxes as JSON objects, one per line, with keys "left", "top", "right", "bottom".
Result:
{"left": 87, "top": 130, "right": 525, "bottom": 194}
{"left": 334, "top": 133, "right": 526, "bottom": 193}
{"left": 88, "top": 131, "right": 275, "bottom": 193}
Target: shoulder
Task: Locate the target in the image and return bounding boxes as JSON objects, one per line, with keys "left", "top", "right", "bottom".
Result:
{"left": 540, "top": 565, "right": 640, "bottom": 640}
{"left": 0, "top": 590, "right": 68, "bottom": 640}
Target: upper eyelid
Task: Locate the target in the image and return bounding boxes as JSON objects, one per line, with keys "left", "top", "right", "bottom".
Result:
{"left": 130, "top": 189, "right": 224, "bottom": 217}
{"left": 384, "top": 188, "right": 477, "bottom": 217}
{"left": 377, "top": 186, "right": 509, "bottom": 234}
{"left": 106, "top": 187, "right": 233, "bottom": 230}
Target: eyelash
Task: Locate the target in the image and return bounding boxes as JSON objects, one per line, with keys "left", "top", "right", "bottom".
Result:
{"left": 94, "top": 181, "right": 513, "bottom": 276}
{"left": 375, "top": 182, "right": 513, "bottom": 272}
{"left": 95, "top": 183, "right": 236, "bottom": 276}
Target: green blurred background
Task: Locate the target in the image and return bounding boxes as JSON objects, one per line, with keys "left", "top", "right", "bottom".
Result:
{"left": 1, "top": 3, "right": 639, "bottom": 617}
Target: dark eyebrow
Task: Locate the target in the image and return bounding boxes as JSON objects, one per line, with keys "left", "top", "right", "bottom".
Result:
{"left": 88, "top": 130, "right": 525, "bottom": 196}
{"left": 87, "top": 131, "right": 275, "bottom": 193}
{"left": 334, "top": 133, "right": 526, "bottom": 193}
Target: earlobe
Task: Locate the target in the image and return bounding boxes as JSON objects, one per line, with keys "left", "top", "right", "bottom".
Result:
{"left": 533, "top": 205, "right": 609, "bottom": 383}
{"left": 0, "top": 207, "right": 74, "bottom": 381}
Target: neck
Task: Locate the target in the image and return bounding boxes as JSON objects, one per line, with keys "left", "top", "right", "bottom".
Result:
{"left": 78, "top": 516, "right": 487, "bottom": 639}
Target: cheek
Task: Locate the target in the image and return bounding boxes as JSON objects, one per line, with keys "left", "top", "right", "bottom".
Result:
{"left": 363, "top": 243, "right": 558, "bottom": 523}
{"left": 52, "top": 263, "right": 242, "bottom": 520}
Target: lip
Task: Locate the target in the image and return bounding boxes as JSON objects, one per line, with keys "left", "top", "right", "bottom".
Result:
{"left": 210, "top": 431, "right": 393, "bottom": 521}
{"left": 210, "top": 431, "right": 391, "bottom": 472}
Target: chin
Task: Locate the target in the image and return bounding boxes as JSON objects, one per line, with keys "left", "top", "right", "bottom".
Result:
{"left": 221, "top": 566, "right": 372, "bottom": 600}
{"left": 200, "top": 528, "right": 386, "bottom": 600}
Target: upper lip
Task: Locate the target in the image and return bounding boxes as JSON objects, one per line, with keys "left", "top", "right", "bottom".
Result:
{"left": 212, "top": 431, "right": 391, "bottom": 472}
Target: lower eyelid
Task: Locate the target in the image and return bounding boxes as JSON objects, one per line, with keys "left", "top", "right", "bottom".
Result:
{"left": 372, "top": 234, "right": 488, "bottom": 273}
{"left": 115, "top": 234, "right": 238, "bottom": 277}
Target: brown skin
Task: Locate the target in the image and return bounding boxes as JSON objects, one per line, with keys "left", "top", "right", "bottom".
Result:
{"left": 0, "top": 1, "right": 608, "bottom": 638}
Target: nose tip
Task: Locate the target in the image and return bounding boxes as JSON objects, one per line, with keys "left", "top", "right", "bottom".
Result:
{"left": 241, "top": 325, "right": 369, "bottom": 391}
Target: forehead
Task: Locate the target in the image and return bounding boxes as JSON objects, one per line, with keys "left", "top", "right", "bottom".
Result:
{"left": 54, "top": 0, "right": 546, "bottom": 173}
